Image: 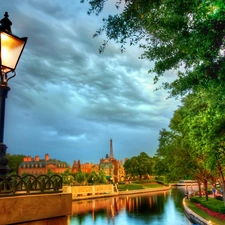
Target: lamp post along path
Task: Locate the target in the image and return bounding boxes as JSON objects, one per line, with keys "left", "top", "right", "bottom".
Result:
{"left": 0, "top": 12, "right": 27, "bottom": 176}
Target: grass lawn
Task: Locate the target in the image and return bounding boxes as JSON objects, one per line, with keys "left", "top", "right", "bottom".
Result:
{"left": 185, "top": 199, "right": 225, "bottom": 225}
{"left": 142, "top": 183, "right": 165, "bottom": 189}
{"left": 118, "top": 183, "right": 144, "bottom": 191}
{"left": 118, "top": 182, "right": 165, "bottom": 191}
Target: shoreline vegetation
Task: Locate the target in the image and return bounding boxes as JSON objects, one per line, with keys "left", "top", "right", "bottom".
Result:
{"left": 185, "top": 198, "right": 225, "bottom": 225}
{"left": 119, "top": 182, "right": 225, "bottom": 224}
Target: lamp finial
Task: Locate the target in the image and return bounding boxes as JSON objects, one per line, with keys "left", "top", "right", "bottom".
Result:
{"left": 0, "top": 12, "right": 12, "bottom": 33}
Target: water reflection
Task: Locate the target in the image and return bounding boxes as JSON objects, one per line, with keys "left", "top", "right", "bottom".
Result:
{"left": 70, "top": 188, "right": 192, "bottom": 225}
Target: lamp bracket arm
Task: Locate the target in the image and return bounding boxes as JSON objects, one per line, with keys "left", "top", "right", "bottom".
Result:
{"left": 6, "top": 71, "right": 16, "bottom": 83}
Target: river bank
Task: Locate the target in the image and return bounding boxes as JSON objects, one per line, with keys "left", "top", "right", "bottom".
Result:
{"left": 183, "top": 198, "right": 210, "bottom": 225}
{"left": 183, "top": 195, "right": 225, "bottom": 225}
{"left": 70, "top": 186, "right": 170, "bottom": 200}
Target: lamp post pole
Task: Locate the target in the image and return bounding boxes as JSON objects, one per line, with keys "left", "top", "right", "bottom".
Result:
{"left": 0, "top": 83, "right": 10, "bottom": 175}
{"left": 0, "top": 12, "right": 27, "bottom": 176}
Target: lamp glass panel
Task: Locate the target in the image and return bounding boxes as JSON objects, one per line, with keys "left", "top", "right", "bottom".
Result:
{"left": 1, "top": 32, "right": 26, "bottom": 72}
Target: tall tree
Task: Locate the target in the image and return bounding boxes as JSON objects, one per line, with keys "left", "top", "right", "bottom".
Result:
{"left": 124, "top": 152, "right": 153, "bottom": 179}
{"left": 75, "top": 169, "right": 86, "bottom": 184}
{"left": 81, "top": 0, "right": 225, "bottom": 96}
{"left": 162, "top": 85, "right": 225, "bottom": 201}
{"left": 6, "top": 153, "right": 25, "bottom": 174}
{"left": 179, "top": 83, "right": 225, "bottom": 202}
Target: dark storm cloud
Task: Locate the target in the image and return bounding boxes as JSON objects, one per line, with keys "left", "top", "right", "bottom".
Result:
{"left": 1, "top": 0, "right": 179, "bottom": 164}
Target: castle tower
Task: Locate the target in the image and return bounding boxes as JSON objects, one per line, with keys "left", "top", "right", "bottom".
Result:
{"left": 45, "top": 154, "right": 49, "bottom": 161}
{"left": 110, "top": 139, "right": 114, "bottom": 159}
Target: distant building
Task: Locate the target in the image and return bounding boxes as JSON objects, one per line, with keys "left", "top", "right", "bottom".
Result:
{"left": 99, "top": 139, "right": 125, "bottom": 182}
{"left": 18, "top": 154, "right": 70, "bottom": 175}
{"left": 72, "top": 139, "right": 125, "bottom": 182}
{"left": 72, "top": 160, "right": 99, "bottom": 173}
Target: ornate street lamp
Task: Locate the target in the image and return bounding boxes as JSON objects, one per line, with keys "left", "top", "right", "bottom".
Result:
{"left": 0, "top": 12, "right": 27, "bottom": 176}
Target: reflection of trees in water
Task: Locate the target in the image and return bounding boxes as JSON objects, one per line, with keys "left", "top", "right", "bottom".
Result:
{"left": 71, "top": 209, "right": 107, "bottom": 225}
{"left": 71, "top": 213, "right": 86, "bottom": 225}
{"left": 125, "top": 190, "right": 187, "bottom": 224}
{"left": 171, "top": 187, "right": 198, "bottom": 212}
{"left": 170, "top": 188, "right": 185, "bottom": 212}
{"left": 125, "top": 194, "right": 166, "bottom": 215}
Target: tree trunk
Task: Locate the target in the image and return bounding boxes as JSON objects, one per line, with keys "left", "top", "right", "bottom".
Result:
{"left": 218, "top": 166, "right": 225, "bottom": 206}
{"left": 203, "top": 179, "right": 208, "bottom": 201}
{"left": 139, "top": 174, "right": 142, "bottom": 180}
{"left": 217, "top": 164, "right": 225, "bottom": 205}
{"left": 221, "top": 181, "right": 225, "bottom": 206}
{"left": 197, "top": 181, "right": 202, "bottom": 197}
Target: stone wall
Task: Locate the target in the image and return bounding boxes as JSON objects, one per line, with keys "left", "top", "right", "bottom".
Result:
{"left": 0, "top": 193, "right": 72, "bottom": 224}
{"left": 63, "top": 184, "right": 116, "bottom": 200}
{"left": 183, "top": 199, "right": 211, "bottom": 225}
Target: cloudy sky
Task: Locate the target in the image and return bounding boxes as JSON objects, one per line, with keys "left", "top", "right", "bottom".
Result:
{"left": 1, "top": 0, "right": 179, "bottom": 165}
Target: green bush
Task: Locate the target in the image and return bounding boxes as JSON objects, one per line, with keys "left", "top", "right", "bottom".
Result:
{"left": 133, "top": 179, "right": 156, "bottom": 184}
{"left": 216, "top": 195, "right": 223, "bottom": 201}
{"left": 132, "top": 181, "right": 142, "bottom": 184}
{"left": 190, "top": 196, "right": 225, "bottom": 214}
{"left": 155, "top": 176, "right": 165, "bottom": 182}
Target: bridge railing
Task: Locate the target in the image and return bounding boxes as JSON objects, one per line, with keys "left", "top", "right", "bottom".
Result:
{"left": 0, "top": 174, "right": 62, "bottom": 196}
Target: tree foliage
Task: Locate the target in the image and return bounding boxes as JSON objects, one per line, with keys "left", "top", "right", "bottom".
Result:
{"left": 124, "top": 152, "right": 153, "bottom": 179}
{"left": 62, "top": 171, "right": 75, "bottom": 185}
{"left": 98, "top": 169, "right": 107, "bottom": 184}
{"left": 87, "top": 170, "right": 107, "bottom": 184}
{"left": 75, "top": 169, "right": 86, "bottom": 184}
{"left": 81, "top": 0, "right": 225, "bottom": 96}
{"left": 6, "top": 153, "right": 25, "bottom": 174}
{"left": 156, "top": 84, "right": 225, "bottom": 201}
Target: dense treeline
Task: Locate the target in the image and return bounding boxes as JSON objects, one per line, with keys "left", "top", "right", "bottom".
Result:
{"left": 155, "top": 86, "right": 225, "bottom": 202}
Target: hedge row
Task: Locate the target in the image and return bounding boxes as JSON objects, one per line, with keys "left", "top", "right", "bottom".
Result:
{"left": 132, "top": 180, "right": 156, "bottom": 184}
{"left": 190, "top": 196, "right": 225, "bottom": 214}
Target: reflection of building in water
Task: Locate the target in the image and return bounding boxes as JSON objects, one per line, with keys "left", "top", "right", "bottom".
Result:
{"left": 72, "top": 139, "right": 125, "bottom": 182}
{"left": 71, "top": 197, "right": 120, "bottom": 222}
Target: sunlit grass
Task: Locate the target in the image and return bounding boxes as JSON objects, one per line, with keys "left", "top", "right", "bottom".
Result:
{"left": 142, "top": 183, "right": 164, "bottom": 189}
{"left": 118, "top": 182, "right": 164, "bottom": 191}
{"left": 118, "top": 183, "right": 144, "bottom": 191}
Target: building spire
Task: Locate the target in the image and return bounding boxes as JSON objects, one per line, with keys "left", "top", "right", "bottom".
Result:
{"left": 110, "top": 139, "right": 114, "bottom": 159}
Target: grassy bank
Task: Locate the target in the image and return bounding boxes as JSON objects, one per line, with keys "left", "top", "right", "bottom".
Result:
{"left": 117, "top": 181, "right": 165, "bottom": 191}
{"left": 185, "top": 198, "right": 225, "bottom": 225}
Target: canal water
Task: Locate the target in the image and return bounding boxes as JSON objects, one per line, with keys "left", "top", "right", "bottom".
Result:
{"left": 69, "top": 187, "right": 193, "bottom": 225}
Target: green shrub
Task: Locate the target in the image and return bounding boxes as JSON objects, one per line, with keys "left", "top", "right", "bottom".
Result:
{"left": 155, "top": 176, "right": 165, "bottom": 182}
{"left": 133, "top": 179, "right": 156, "bottom": 184}
{"left": 133, "top": 181, "right": 142, "bottom": 184}
{"left": 190, "top": 196, "right": 225, "bottom": 214}
{"left": 216, "top": 195, "right": 223, "bottom": 201}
